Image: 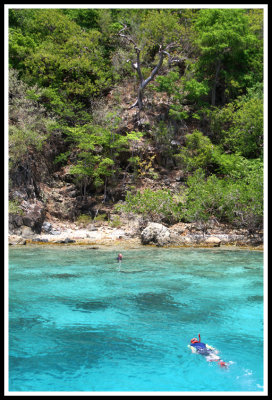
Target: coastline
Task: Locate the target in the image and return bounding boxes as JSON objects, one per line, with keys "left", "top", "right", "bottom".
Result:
{"left": 8, "top": 224, "right": 264, "bottom": 251}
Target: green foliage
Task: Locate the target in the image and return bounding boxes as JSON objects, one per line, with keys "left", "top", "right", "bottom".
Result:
{"left": 63, "top": 8, "right": 100, "bottom": 30}
{"left": 116, "top": 188, "right": 183, "bottom": 224}
{"left": 109, "top": 215, "right": 122, "bottom": 228}
{"left": 176, "top": 130, "right": 219, "bottom": 172}
{"left": 247, "top": 9, "right": 264, "bottom": 39}
{"left": 222, "top": 96, "right": 263, "bottom": 158}
{"left": 66, "top": 115, "right": 143, "bottom": 187}
{"left": 118, "top": 160, "right": 263, "bottom": 230}
{"left": 153, "top": 71, "right": 180, "bottom": 96}
{"left": 94, "top": 213, "right": 108, "bottom": 222}
{"left": 8, "top": 7, "right": 264, "bottom": 233}
{"left": 9, "top": 27, "right": 37, "bottom": 70}
{"left": 76, "top": 214, "right": 92, "bottom": 227}
{"left": 208, "top": 84, "right": 263, "bottom": 158}
{"left": 8, "top": 69, "right": 54, "bottom": 168}
{"left": 9, "top": 199, "right": 24, "bottom": 215}
{"left": 24, "top": 28, "right": 112, "bottom": 100}
{"left": 139, "top": 10, "right": 183, "bottom": 56}
{"left": 182, "top": 78, "right": 209, "bottom": 103}
{"left": 193, "top": 8, "right": 263, "bottom": 102}
{"left": 153, "top": 71, "right": 209, "bottom": 121}
{"left": 183, "top": 165, "right": 263, "bottom": 230}
{"left": 54, "top": 151, "right": 71, "bottom": 165}
{"left": 9, "top": 8, "right": 114, "bottom": 124}
{"left": 184, "top": 170, "right": 229, "bottom": 223}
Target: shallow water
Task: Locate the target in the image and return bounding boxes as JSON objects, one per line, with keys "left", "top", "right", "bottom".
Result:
{"left": 8, "top": 246, "right": 264, "bottom": 392}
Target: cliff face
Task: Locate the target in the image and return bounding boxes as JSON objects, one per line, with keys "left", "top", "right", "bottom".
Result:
{"left": 8, "top": 78, "right": 263, "bottom": 248}
{"left": 8, "top": 79, "right": 186, "bottom": 233}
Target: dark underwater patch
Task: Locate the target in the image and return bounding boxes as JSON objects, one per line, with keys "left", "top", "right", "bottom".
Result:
{"left": 134, "top": 292, "right": 181, "bottom": 312}
{"left": 73, "top": 300, "right": 109, "bottom": 312}
{"left": 247, "top": 295, "right": 263, "bottom": 302}
{"left": 49, "top": 273, "right": 79, "bottom": 279}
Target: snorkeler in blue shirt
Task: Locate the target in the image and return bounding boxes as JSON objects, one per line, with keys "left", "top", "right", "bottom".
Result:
{"left": 189, "top": 334, "right": 228, "bottom": 368}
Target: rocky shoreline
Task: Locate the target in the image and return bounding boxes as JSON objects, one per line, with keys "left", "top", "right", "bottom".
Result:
{"left": 8, "top": 175, "right": 263, "bottom": 251}
{"left": 8, "top": 219, "right": 263, "bottom": 250}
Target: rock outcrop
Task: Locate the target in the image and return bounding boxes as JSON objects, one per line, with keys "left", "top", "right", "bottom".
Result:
{"left": 141, "top": 223, "right": 172, "bottom": 246}
{"left": 140, "top": 221, "right": 262, "bottom": 248}
{"left": 204, "top": 236, "right": 221, "bottom": 247}
{"left": 9, "top": 199, "right": 46, "bottom": 234}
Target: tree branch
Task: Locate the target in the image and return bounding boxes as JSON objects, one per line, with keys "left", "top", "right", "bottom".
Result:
{"left": 118, "top": 23, "right": 141, "bottom": 52}
{"left": 118, "top": 24, "right": 180, "bottom": 110}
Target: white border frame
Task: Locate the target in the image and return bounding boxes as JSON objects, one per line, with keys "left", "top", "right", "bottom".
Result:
{"left": 4, "top": 4, "right": 268, "bottom": 397}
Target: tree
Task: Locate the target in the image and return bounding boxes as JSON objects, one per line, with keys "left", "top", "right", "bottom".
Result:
{"left": 152, "top": 70, "right": 209, "bottom": 121}
{"left": 193, "top": 8, "right": 263, "bottom": 105}
{"left": 9, "top": 8, "right": 114, "bottom": 127}
{"left": 23, "top": 11, "right": 112, "bottom": 101}
{"left": 175, "top": 130, "right": 219, "bottom": 173}
{"left": 208, "top": 83, "right": 263, "bottom": 158}
{"left": 183, "top": 162, "right": 263, "bottom": 231}
{"left": 116, "top": 188, "right": 183, "bottom": 224}
{"left": 64, "top": 113, "right": 143, "bottom": 198}
{"left": 117, "top": 10, "right": 184, "bottom": 110}
{"left": 9, "top": 69, "right": 54, "bottom": 169}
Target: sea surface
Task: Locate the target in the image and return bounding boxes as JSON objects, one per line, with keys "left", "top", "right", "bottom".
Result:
{"left": 8, "top": 246, "right": 264, "bottom": 393}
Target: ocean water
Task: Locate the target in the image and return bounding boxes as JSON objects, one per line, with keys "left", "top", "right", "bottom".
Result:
{"left": 8, "top": 246, "right": 264, "bottom": 393}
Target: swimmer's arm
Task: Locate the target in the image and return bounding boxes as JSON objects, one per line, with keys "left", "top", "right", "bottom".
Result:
{"left": 206, "top": 344, "right": 219, "bottom": 353}
{"left": 188, "top": 345, "right": 197, "bottom": 353}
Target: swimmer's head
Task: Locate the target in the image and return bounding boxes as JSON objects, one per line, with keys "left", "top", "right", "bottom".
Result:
{"left": 191, "top": 338, "right": 198, "bottom": 343}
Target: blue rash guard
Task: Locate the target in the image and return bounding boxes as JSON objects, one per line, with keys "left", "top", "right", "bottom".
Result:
{"left": 190, "top": 342, "right": 210, "bottom": 355}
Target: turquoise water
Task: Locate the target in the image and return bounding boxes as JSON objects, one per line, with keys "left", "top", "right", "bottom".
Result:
{"left": 8, "top": 246, "right": 264, "bottom": 393}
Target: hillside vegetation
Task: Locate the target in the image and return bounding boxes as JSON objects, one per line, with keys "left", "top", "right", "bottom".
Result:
{"left": 8, "top": 8, "right": 264, "bottom": 234}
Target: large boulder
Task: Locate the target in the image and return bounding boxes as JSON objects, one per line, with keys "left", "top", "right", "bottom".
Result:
{"left": 21, "top": 225, "right": 35, "bottom": 238}
{"left": 8, "top": 235, "right": 26, "bottom": 245}
{"left": 42, "top": 183, "right": 78, "bottom": 220}
{"left": 20, "top": 200, "right": 46, "bottom": 233}
{"left": 141, "top": 223, "right": 171, "bottom": 246}
{"left": 9, "top": 199, "right": 46, "bottom": 234}
{"left": 204, "top": 236, "right": 221, "bottom": 247}
{"left": 9, "top": 214, "right": 24, "bottom": 231}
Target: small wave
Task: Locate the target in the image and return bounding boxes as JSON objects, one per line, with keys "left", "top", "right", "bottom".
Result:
{"left": 243, "top": 368, "right": 253, "bottom": 376}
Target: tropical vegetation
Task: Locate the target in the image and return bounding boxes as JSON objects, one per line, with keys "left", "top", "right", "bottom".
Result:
{"left": 8, "top": 7, "right": 264, "bottom": 232}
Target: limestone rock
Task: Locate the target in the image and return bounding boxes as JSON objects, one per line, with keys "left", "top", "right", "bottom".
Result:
{"left": 21, "top": 200, "right": 46, "bottom": 233}
{"left": 141, "top": 223, "right": 171, "bottom": 246}
{"left": 204, "top": 236, "right": 221, "bottom": 247}
{"left": 9, "top": 235, "right": 26, "bottom": 245}
{"left": 41, "top": 222, "right": 53, "bottom": 233}
{"left": 21, "top": 225, "right": 34, "bottom": 238}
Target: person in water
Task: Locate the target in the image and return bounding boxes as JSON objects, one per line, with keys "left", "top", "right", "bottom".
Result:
{"left": 117, "top": 253, "right": 123, "bottom": 263}
{"left": 189, "top": 334, "right": 228, "bottom": 368}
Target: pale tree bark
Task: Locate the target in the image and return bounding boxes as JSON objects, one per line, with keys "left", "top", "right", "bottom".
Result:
{"left": 118, "top": 24, "right": 180, "bottom": 110}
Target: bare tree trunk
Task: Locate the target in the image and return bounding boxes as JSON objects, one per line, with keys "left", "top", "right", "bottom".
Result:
{"left": 211, "top": 59, "right": 221, "bottom": 106}
{"left": 103, "top": 177, "right": 108, "bottom": 203}
{"left": 118, "top": 24, "right": 178, "bottom": 110}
